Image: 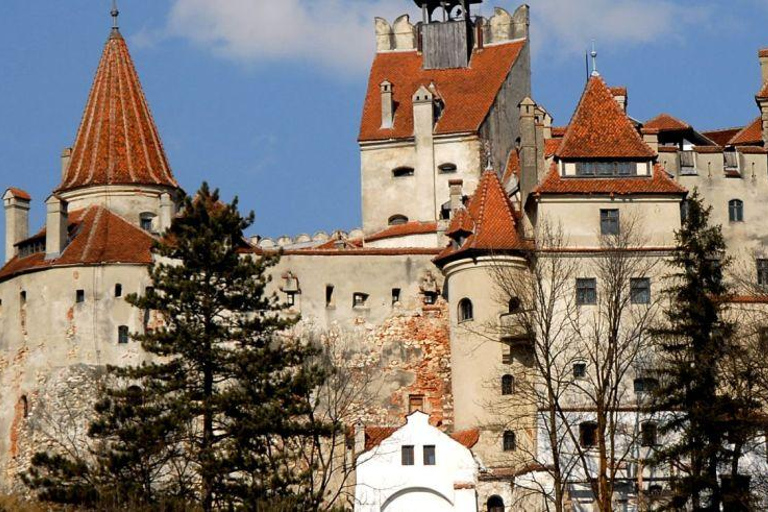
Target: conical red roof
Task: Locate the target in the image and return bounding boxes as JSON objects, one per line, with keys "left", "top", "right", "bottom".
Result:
{"left": 57, "top": 30, "right": 178, "bottom": 192}
{"left": 435, "top": 171, "right": 529, "bottom": 265}
{"left": 556, "top": 76, "right": 655, "bottom": 159}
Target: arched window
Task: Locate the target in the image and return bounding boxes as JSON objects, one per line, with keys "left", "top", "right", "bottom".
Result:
{"left": 438, "top": 163, "right": 457, "bottom": 174}
{"left": 503, "top": 431, "right": 516, "bottom": 451}
{"left": 118, "top": 325, "right": 130, "bottom": 344}
{"left": 487, "top": 495, "right": 505, "bottom": 512}
{"left": 501, "top": 375, "right": 514, "bottom": 395}
{"left": 458, "top": 298, "right": 473, "bottom": 322}
{"left": 126, "top": 385, "right": 143, "bottom": 406}
{"left": 392, "top": 166, "right": 414, "bottom": 178}
{"left": 508, "top": 297, "right": 522, "bottom": 314}
{"left": 729, "top": 199, "right": 744, "bottom": 222}
{"left": 388, "top": 215, "right": 409, "bottom": 226}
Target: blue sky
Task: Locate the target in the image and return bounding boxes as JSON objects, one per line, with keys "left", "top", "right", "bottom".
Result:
{"left": 1, "top": 0, "right": 767, "bottom": 244}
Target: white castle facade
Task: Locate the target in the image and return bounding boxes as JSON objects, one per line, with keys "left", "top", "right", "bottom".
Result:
{"left": 3, "top": 1, "right": 768, "bottom": 510}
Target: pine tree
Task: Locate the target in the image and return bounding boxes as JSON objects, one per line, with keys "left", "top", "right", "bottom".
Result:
{"left": 26, "top": 183, "right": 330, "bottom": 510}
{"left": 651, "top": 190, "right": 757, "bottom": 510}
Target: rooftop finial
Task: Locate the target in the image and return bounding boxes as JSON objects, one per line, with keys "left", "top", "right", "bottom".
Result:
{"left": 590, "top": 40, "right": 599, "bottom": 77}
{"left": 483, "top": 140, "right": 493, "bottom": 171}
{"left": 111, "top": 0, "right": 120, "bottom": 31}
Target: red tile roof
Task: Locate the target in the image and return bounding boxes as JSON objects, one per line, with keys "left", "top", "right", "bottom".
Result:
{"left": 0, "top": 206, "right": 154, "bottom": 281}
{"left": 760, "top": 48, "right": 768, "bottom": 58}
{"left": 657, "top": 146, "right": 679, "bottom": 153}
{"left": 738, "top": 145, "right": 768, "bottom": 154}
{"left": 544, "top": 138, "right": 562, "bottom": 157}
{"left": 359, "top": 41, "right": 525, "bottom": 142}
{"left": 644, "top": 113, "right": 690, "bottom": 132}
{"left": 702, "top": 127, "right": 743, "bottom": 147}
{"left": 556, "top": 76, "right": 655, "bottom": 159}
{"left": 445, "top": 207, "right": 474, "bottom": 237}
{"left": 551, "top": 126, "right": 567, "bottom": 137}
{"left": 693, "top": 146, "right": 723, "bottom": 154}
{"left": 58, "top": 30, "right": 178, "bottom": 193}
{"left": 365, "top": 221, "right": 438, "bottom": 243}
{"left": 5, "top": 188, "right": 31, "bottom": 201}
{"left": 435, "top": 170, "right": 529, "bottom": 265}
{"left": 533, "top": 163, "right": 686, "bottom": 196}
{"left": 729, "top": 117, "right": 764, "bottom": 146}
{"left": 364, "top": 426, "right": 479, "bottom": 452}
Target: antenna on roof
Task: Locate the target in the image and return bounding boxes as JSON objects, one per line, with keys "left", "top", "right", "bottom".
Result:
{"left": 590, "top": 40, "right": 599, "bottom": 77}
{"left": 111, "top": 0, "right": 120, "bottom": 31}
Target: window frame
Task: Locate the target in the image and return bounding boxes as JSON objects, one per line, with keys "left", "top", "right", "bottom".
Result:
{"left": 388, "top": 214, "right": 409, "bottom": 226}
{"left": 391, "top": 288, "right": 401, "bottom": 305}
{"left": 758, "top": 259, "right": 768, "bottom": 288}
{"left": 423, "top": 445, "right": 436, "bottom": 465}
{"left": 392, "top": 167, "right": 415, "bottom": 178}
{"left": 600, "top": 209, "right": 620, "bottom": 236}
{"left": 503, "top": 431, "right": 516, "bottom": 452}
{"left": 630, "top": 277, "right": 651, "bottom": 305}
{"left": 641, "top": 421, "right": 658, "bottom": 447}
{"left": 579, "top": 421, "right": 598, "bottom": 449}
{"left": 438, "top": 163, "right": 457, "bottom": 174}
{"left": 118, "top": 325, "right": 130, "bottom": 344}
{"left": 573, "top": 362, "right": 587, "bottom": 379}
{"left": 75, "top": 289, "right": 85, "bottom": 304}
{"left": 114, "top": 283, "right": 123, "bottom": 298}
{"left": 501, "top": 374, "right": 514, "bottom": 395}
{"left": 401, "top": 445, "right": 415, "bottom": 466}
{"left": 458, "top": 298, "right": 474, "bottom": 322}
{"left": 352, "top": 292, "right": 369, "bottom": 309}
{"left": 729, "top": 199, "right": 744, "bottom": 223}
{"left": 576, "top": 278, "right": 597, "bottom": 306}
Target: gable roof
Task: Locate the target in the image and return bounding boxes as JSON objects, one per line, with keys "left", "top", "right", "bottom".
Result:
{"left": 555, "top": 76, "right": 655, "bottom": 159}
{"left": 0, "top": 205, "right": 154, "bottom": 282}
{"left": 359, "top": 41, "right": 525, "bottom": 142}
{"left": 729, "top": 117, "right": 764, "bottom": 146}
{"left": 435, "top": 170, "right": 529, "bottom": 265}
{"left": 702, "top": 127, "right": 743, "bottom": 147}
{"left": 533, "top": 163, "right": 687, "bottom": 197}
{"left": 57, "top": 30, "right": 178, "bottom": 193}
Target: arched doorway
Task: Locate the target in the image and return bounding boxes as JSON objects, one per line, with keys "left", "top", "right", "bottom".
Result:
{"left": 487, "top": 495, "right": 505, "bottom": 512}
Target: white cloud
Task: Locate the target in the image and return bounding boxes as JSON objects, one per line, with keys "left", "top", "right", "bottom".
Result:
{"left": 525, "top": 0, "right": 712, "bottom": 58}
{"left": 164, "top": 0, "right": 415, "bottom": 75}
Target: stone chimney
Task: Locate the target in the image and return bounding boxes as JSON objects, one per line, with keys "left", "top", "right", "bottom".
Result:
{"left": 61, "top": 147, "right": 72, "bottom": 180}
{"left": 413, "top": 85, "right": 437, "bottom": 220}
{"left": 159, "top": 193, "right": 174, "bottom": 232}
{"left": 519, "top": 97, "right": 537, "bottom": 205}
{"left": 3, "top": 188, "right": 31, "bottom": 263}
{"left": 380, "top": 80, "right": 394, "bottom": 129}
{"left": 759, "top": 48, "right": 768, "bottom": 84}
{"left": 45, "top": 195, "right": 68, "bottom": 260}
{"left": 642, "top": 127, "right": 659, "bottom": 154}
{"left": 449, "top": 179, "right": 464, "bottom": 212}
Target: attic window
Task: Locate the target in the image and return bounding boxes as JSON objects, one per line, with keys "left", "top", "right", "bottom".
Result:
{"left": 140, "top": 213, "right": 156, "bottom": 232}
{"left": 388, "top": 215, "right": 409, "bottom": 226}
{"left": 575, "top": 161, "right": 636, "bottom": 177}
{"left": 392, "top": 167, "right": 415, "bottom": 178}
{"left": 438, "top": 163, "right": 457, "bottom": 174}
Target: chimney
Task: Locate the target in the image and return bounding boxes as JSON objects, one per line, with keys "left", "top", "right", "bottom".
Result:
{"left": 612, "top": 87, "right": 627, "bottom": 112}
{"left": 412, "top": 85, "right": 435, "bottom": 137}
{"left": 758, "top": 49, "right": 768, "bottom": 144}
{"left": 45, "top": 195, "right": 68, "bottom": 260}
{"left": 449, "top": 179, "right": 464, "bottom": 212}
{"left": 3, "top": 188, "right": 31, "bottom": 263}
{"left": 381, "top": 80, "right": 394, "bottom": 129}
{"left": 159, "top": 193, "right": 174, "bottom": 232}
{"left": 61, "top": 147, "right": 72, "bottom": 180}
{"left": 759, "top": 48, "right": 768, "bottom": 85}
{"left": 519, "top": 97, "right": 537, "bottom": 204}
{"left": 642, "top": 127, "right": 659, "bottom": 154}
{"left": 354, "top": 421, "right": 366, "bottom": 458}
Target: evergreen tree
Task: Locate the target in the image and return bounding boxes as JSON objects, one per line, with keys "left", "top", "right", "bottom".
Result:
{"left": 26, "top": 183, "right": 330, "bottom": 510}
{"left": 652, "top": 190, "right": 758, "bottom": 510}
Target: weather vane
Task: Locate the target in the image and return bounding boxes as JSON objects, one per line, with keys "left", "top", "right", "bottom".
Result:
{"left": 111, "top": 0, "right": 120, "bottom": 30}
{"left": 590, "top": 41, "right": 599, "bottom": 77}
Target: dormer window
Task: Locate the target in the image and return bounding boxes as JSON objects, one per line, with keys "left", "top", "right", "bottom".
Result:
{"left": 575, "top": 161, "right": 636, "bottom": 177}
{"left": 438, "top": 163, "right": 457, "bottom": 174}
{"left": 393, "top": 167, "right": 415, "bottom": 178}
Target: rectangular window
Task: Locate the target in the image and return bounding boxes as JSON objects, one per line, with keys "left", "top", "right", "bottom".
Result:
{"left": 758, "top": 260, "right": 768, "bottom": 288}
{"left": 641, "top": 423, "right": 658, "bottom": 447}
{"left": 423, "top": 445, "right": 436, "bottom": 465}
{"left": 115, "top": 283, "right": 122, "bottom": 298}
{"left": 392, "top": 288, "right": 401, "bottom": 305}
{"left": 118, "top": 325, "right": 129, "bottom": 344}
{"left": 423, "top": 292, "right": 438, "bottom": 305}
{"left": 286, "top": 292, "right": 296, "bottom": 306}
{"left": 580, "top": 422, "right": 597, "bottom": 448}
{"left": 576, "top": 278, "right": 597, "bottom": 306}
{"left": 325, "top": 285, "right": 334, "bottom": 307}
{"left": 140, "top": 217, "right": 153, "bottom": 232}
{"left": 630, "top": 278, "right": 651, "bottom": 305}
{"left": 576, "top": 161, "right": 637, "bottom": 177}
{"left": 20, "top": 291, "right": 26, "bottom": 305}
{"left": 76, "top": 289, "right": 85, "bottom": 303}
{"left": 600, "top": 209, "right": 620, "bottom": 236}
{"left": 573, "top": 363, "right": 587, "bottom": 379}
{"left": 408, "top": 394, "right": 424, "bottom": 414}
{"left": 353, "top": 293, "right": 369, "bottom": 308}
{"left": 401, "top": 445, "right": 415, "bottom": 466}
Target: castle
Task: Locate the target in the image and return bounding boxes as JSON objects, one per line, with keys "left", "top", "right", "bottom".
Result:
{"left": 3, "top": 1, "right": 768, "bottom": 510}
